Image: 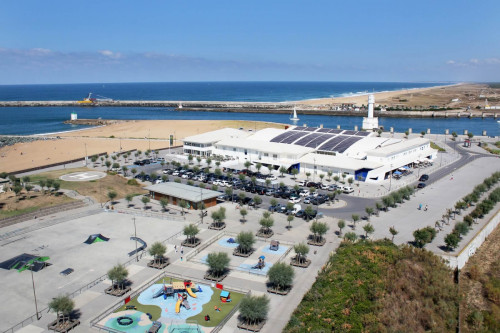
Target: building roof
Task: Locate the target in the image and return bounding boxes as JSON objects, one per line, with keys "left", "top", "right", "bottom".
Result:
{"left": 144, "top": 182, "right": 221, "bottom": 202}
{"left": 183, "top": 128, "right": 250, "bottom": 144}
{"left": 343, "top": 137, "right": 402, "bottom": 157}
{"left": 298, "top": 153, "right": 383, "bottom": 171}
{"left": 246, "top": 128, "right": 288, "bottom": 141}
{"left": 215, "top": 138, "right": 314, "bottom": 155}
{"left": 366, "top": 138, "right": 430, "bottom": 157}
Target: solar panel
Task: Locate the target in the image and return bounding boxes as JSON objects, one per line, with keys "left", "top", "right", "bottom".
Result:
{"left": 335, "top": 136, "right": 363, "bottom": 153}
{"left": 305, "top": 134, "right": 335, "bottom": 148}
{"left": 270, "top": 131, "right": 297, "bottom": 143}
{"left": 356, "top": 131, "right": 371, "bottom": 137}
{"left": 293, "top": 127, "right": 308, "bottom": 131}
{"left": 303, "top": 127, "right": 317, "bottom": 132}
{"left": 318, "top": 135, "right": 349, "bottom": 151}
{"left": 328, "top": 129, "right": 344, "bottom": 134}
{"left": 342, "top": 130, "right": 357, "bottom": 136}
{"left": 317, "top": 128, "right": 331, "bottom": 133}
{"left": 281, "top": 131, "right": 310, "bottom": 144}
{"left": 295, "top": 133, "right": 322, "bottom": 146}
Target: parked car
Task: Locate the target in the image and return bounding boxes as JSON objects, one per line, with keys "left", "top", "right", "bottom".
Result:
{"left": 156, "top": 157, "right": 165, "bottom": 162}
{"left": 265, "top": 188, "right": 276, "bottom": 196}
{"left": 417, "top": 182, "right": 426, "bottom": 188}
{"left": 266, "top": 175, "right": 277, "bottom": 181}
{"left": 419, "top": 174, "right": 429, "bottom": 182}
{"left": 303, "top": 196, "right": 312, "bottom": 204}
{"left": 320, "top": 183, "right": 330, "bottom": 190}
{"left": 299, "top": 190, "right": 309, "bottom": 197}
{"left": 288, "top": 196, "right": 301, "bottom": 204}
{"left": 342, "top": 186, "right": 354, "bottom": 193}
{"left": 298, "top": 180, "right": 306, "bottom": 186}
{"left": 295, "top": 209, "right": 305, "bottom": 218}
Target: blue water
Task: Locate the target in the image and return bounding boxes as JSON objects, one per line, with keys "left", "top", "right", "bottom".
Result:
{"left": 0, "top": 81, "right": 448, "bottom": 102}
{"left": 0, "top": 82, "right": 498, "bottom": 136}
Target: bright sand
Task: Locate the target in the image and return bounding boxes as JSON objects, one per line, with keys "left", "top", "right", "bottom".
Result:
{"left": 1, "top": 120, "right": 285, "bottom": 173}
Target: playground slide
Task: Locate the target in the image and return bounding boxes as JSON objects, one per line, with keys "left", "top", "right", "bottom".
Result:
{"left": 186, "top": 287, "right": 197, "bottom": 298}
{"left": 175, "top": 298, "right": 182, "bottom": 313}
{"left": 152, "top": 288, "right": 164, "bottom": 298}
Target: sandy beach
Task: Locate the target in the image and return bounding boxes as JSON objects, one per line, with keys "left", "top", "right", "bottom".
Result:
{"left": 0, "top": 120, "right": 285, "bottom": 173}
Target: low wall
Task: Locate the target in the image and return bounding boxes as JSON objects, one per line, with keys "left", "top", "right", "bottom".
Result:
{"left": 440, "top": 209, "right": 500, "bottom": 269}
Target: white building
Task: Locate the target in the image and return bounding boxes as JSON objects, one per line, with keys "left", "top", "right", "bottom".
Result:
{"left": 182, "top": 126, "right": 437, "bottom": 183}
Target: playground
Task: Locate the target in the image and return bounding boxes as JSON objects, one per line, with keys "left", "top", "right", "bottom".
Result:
{"left": 194, "top": 236, "right": 291, "bottom": 276}
{"left": 103, "top": 277, "right": 244, "bottom": 331}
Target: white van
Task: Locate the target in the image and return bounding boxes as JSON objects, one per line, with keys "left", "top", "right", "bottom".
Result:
{"left": 342, "top": 186, "right": 354, "bottom": 193}
{"left": 292, "top": 204, "right": 302, "bottom": 215}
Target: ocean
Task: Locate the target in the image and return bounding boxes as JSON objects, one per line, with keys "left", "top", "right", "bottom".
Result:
{"left": 0, "top": 82, "right": 498, "bottom": 136}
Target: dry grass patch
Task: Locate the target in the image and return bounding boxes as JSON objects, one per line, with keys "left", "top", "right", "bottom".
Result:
{"left": 30, "top": 167, "right": 147, "bottom": 203}
{"left": 0, "top": 190, "right": 74, "bottom": 219}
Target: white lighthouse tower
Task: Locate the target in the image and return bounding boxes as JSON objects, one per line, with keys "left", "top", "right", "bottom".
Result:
{"left": 362, "top": 94, "right": 379, "bottom": 131}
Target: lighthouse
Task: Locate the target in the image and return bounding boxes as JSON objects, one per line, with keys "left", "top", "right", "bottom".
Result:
{"left": 362, "top": 94, "right": 379, "bottom": 131}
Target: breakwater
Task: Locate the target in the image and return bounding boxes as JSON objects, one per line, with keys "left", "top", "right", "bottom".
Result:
{"left": 0, "top": 100, "right": 498, "bottom": 119}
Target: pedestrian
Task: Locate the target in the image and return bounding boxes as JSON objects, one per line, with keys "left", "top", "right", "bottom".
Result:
{"left": 424, "top": 204, "right": 428, "bottom": 211}
{"left": 180, "top": 256, "right": 183, "bottom": 261}
{"left": 174, "top": 245, "right": 177, "bottom": 253}
{"left": 418, "top": 203, "right": 422, "bottom": 210}
{"left": 180, "top": 246, "right": 184, "bottom": 254}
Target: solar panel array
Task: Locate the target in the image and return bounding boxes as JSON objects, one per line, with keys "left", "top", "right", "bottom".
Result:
{"left": 267, "top": 126, "right": 371, "bottom": 152}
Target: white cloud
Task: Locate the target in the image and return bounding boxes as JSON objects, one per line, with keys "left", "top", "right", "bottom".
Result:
{"left": 446, "top": 60, "right": 455, "bottom": 65}
{"left": 484, "top": 57, "right": 500, "bottom": 65}
{"left": 98, "top": 50, "right": 122, "bottom": 59}
{"left": 469, "top": 58, "right": 479, "bottom": 64}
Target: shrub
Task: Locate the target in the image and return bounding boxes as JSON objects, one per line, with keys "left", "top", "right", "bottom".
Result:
{"left": 127, "top": 179, "right": 139, "bottom": 186}
{"left": 413, "top": 226, "right": 436, "bottom": 248}
{"left": 236, "top": 231, "right": 255, "bottom": 254}
{"left": 239, "top": 295, "right": 270, "bottom": 325}
{"left": 206, "top": 252, "right": 230, "bottom": 278}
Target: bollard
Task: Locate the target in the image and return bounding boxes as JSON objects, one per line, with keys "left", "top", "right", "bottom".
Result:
{"left": 390, "top": 127, "right": 394, "bottom": 133}
{"left": 319, "top": 124, "right": 323, "bottom": 128}
{"left": 337, "top": 125, "right": 341, "bottom": 129}
{"left": 463, "top": 129, "right": 468, "bottom": 135}
{"left": 408, "top": 128, "right": 412, "bottom": 134}
{"left": 427, "top": 128, "right": 431, "bottom": 134}
{"left": 482, "top": 130, "right": 487, "bottom": 136}
{"left": 445, "top": 129, "right": 449, "bottom": 135}
{"left": 354, "top": 125, "right": 358, "bottom": 131}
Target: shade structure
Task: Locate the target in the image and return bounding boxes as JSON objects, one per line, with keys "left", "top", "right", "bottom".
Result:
{"left": 84, "top": 234, "right": 110, "bottom": 244}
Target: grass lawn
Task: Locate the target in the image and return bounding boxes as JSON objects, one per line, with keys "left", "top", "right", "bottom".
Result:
{"left": 431, "top": 141, "right": 446, "bottom": 152}
{"left": 29, "top": 167, "right": 147, "bottom": 203}
{"left": 113, "top": 277, "right": 244, "bottom": 328}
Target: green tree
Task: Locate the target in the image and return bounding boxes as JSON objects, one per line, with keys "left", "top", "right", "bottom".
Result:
{"left": 348, "top": 177, "right": 354, "bottom": 185}
{"left": 412, "top": 227, "right": 437, "bottom": 248}
{"left": 319, "top": 174, "right": 325, "bottom": 182}
{"left": 444, "top": 233, "right": 460, "bottom": 251}
{"left": 141, "top": 196, "right": 150, "bottom": 209}
{"left": 365, "top": 207, "right": 374, "bottom": 221}
{"left": 107, "top": 190, "right": 117, "bottom": 204}
{"left": 206, "top": 252, "right": 230, "bottom": 278}
{"left": 131, "top": 168, "right": 137, "bottom": 176}
{"left": 454, "top": 222, "right": 469, "bottom": 236}
{"left": 267, "top": 262, "right": 295, "bottom": 291}
{"left": 107, "top": 264, "right": 128, "bottom": 290}
{"left": 236, "top": 231, "right": 255, "bottom": 254}
{"left": 255, "top": 163, "right": 262, "bottom": 174}
{"left": 389, "top": 226, "right": 398, "bottom": 242}
{"left": 270, "top": 198, "right": 278, "bottom": 212}
{"left": 148, "top": 242, "right": 167, "bottom": 264}
{"left": 351, "top": 214, "right": 360, "bottom": 229}
{"left": 305, "top": 172, "right": 311, "bottom": 181}
{"left": 279, "top": 166, "right": 287, "bottom": 177}
{"left": 122, "top": 165, "right": 128, "bottom": 176}
{"left": 287, "top": 214, "right": 294, "bottom": 230}
{"left": 125, "top": 194, "right": 134, "bottom": 206}
{"left": 179, "top": 199, "right": 188, "bottom": 215}
{"left": 333, "top": 175, "right": 340, "bottom": 184}
{"left": 105, "top": 160, "right": 112, "bottom": 170}
{"left": 304, "top": 205, "right": 315, "bottom": 222}
{"left": 159, "top": 198, "right": 168, "bottom": 211}
{"left": 239, "top": 295, "right": 270, "bottom": 326}
{"left": 291, "top": 168, "right": 299, "bottom": 179}
{"left": 24, "top": 184, "right": 34, "bottom": 198}
{"left": 327, "top": 171, "right": 333, "bottom": 181}
{"left": 183, "top": 223, "right": 199, "bottom": 245}
{"left": 310, "top": 221, "right": 329, "bottom": 243}
{"left": 338, "top": 219, "right": 346, "bottom": 236}
{"left": 375, "top": 202, "right": 383, "bottom": 216}
{"left": 253, "top": 195, "right": 262, "bottom": 208}
{"left": 48, "top": 295, "right": 75, "bottom": 324}
{"left": 259, "top": 215, "right": 274, "bottom": 235}
{"left": 197, "top": 156, "right": 202, "bottom": 165}
{"left": 12, "top": 184, "right": 23, "bottom": 197}
{"left": 188, "top": 154, "right": 193, "bottom": 164}
{"left": 382, "top": 196, "right": 394, "bottom": 211}
{"left": 112, "top": 162, "right": 120, "bottom": 170}
{"left": 240, "top": 208, "right": 248, "bottom": 222}
{"left": 244, "top": 161, "right": 252, "bottom": 170}
{"left": 363, "top": 224, "right": 375, "bottom": 239}
{"left": 293, "top": 243, "right": 309, "bottom": 264}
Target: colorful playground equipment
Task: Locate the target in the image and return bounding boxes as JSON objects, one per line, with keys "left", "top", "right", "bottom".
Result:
{"left": 220, "top": 290, "right": 232, "bottom": 303}
{"left": 252, "top": 256, "right": 266, "bottom": 270}
{"left": 269, "top": 240, "right": 280, "bottom": 251}
{"left": 227, "top": 238, "right": 236, "bottom": 244}
{"left": 153, "top": 280, "right": 201, "bottom": 300}
{"left": 175, "top": 293, "right": 191, "bottom": 313}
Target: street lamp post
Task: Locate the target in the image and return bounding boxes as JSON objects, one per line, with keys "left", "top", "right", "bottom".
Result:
{"left": 133, "top": 217, "right": 138, "bottom": 262}
{"left": 30, "top": 266, "right": 40, "bottom": 320}
{"left": 389, "top": 164, "right": 393, "bottom": 192}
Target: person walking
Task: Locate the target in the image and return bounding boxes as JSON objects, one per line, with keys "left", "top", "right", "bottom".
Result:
{"left": 174, "top": 245, "right": 177, "bottom": 253}
{"left": 180, "top": 246, "right": 184, "bottom": 255}
{"left": 424, "top": 204, "right": 428, "bottom": 211}
{"left": 418, "top": 203, "right": 422, "bottom": 210}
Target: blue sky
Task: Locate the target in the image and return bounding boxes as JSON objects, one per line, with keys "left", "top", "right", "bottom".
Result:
{"left": 1, "top": 0, "right": 499, "bottom": 84}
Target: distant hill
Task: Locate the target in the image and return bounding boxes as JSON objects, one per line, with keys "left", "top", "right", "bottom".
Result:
{"left": 284, "top": 240, "right": 459, "bottom": 332}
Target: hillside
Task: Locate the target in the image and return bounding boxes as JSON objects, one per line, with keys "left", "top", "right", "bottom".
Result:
{"left": 284, "top": 240, "right": 459, "bottom": 332}
{"left": 460, "top": 224, "right": 500, "bottom": 332}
